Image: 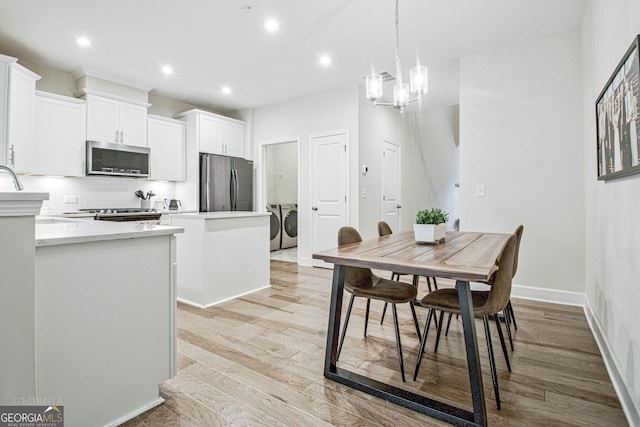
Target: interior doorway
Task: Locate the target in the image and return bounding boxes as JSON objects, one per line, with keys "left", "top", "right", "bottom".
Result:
{"left": 260, "top": 138, "right": 300, "bottom": 263}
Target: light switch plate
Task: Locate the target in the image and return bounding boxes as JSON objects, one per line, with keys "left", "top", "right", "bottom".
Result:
{"left": 361, "top": 188, "right": 368, "bottom": 198}
{"left": 475, "top": 184, "right": 485, "bottom": 197}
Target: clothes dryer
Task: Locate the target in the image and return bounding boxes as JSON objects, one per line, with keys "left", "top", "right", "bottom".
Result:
{"left": 266, "top": 204, "right": 282, "bottom": 251}
{"left": 281, "top": 203, "right": 298, "bottom": 249}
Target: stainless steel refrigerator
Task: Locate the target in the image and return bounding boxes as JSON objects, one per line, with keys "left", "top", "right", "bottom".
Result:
{"left": 199, "top": 153, "right": 254, "bottom": 212}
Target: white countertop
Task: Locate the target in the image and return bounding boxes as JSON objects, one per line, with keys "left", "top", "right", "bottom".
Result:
{"left": 35, "top": 217, "right": 183, "bottom": 247}
{"left": 172, "top": 211, "right": 271, "bottom": 220}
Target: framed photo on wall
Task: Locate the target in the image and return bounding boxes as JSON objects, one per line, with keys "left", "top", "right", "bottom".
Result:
{"left": 596, "top": 35, "right": 640, "bottom": 181}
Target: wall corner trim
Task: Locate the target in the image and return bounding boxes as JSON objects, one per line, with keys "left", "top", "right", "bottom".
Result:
{"left": 584, "top": 298, "right": 640, "bottom": 427}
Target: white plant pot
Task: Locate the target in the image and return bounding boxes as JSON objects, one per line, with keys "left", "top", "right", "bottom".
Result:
{"left": 413, "top": 223, "right": 447, "bottom": 243}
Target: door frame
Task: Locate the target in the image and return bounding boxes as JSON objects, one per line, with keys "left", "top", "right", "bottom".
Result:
{"left": 381, "top": 137, "right": 402, "bottom": 232}
{"left": 309, "top": 129, "right": 350, "bottom": 268}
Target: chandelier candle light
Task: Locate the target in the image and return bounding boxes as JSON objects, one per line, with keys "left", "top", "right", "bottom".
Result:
{"left": 365, "top": 0, "right": 428, "bottom": 111}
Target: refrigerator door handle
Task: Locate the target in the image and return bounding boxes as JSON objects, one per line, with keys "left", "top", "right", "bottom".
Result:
{"left": 230, "top": 168, "right": 237, "bottom": 211}
{"left": 200, "top": 155, "right": 211, "bottom": 212}
{"left": 235, "top": 168, "right": 240, "bottom": 210}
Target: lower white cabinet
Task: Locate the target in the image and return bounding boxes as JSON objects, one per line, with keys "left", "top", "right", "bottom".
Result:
{"left": 32, "top": 91, "right": 86, "bottom": 177}
{"left": 148, "top": 115, "right": 186, "bottom": 181}
{"left": 171, "top": 213, "right": 270, "bottom": 308}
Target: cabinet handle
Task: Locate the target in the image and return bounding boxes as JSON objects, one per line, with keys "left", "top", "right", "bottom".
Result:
{"left": 115, "top": 130, "right": 120, "bottom": 142}
{"left": 120, "top": 130, "right": 124, "bottom": 143}
{"left": 312, "top": 206, "right": 318, "bottom": 211}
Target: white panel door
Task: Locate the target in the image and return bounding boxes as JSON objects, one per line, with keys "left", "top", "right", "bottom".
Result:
{"left": 312, "top": 132, "right": 347, "bottom": 268}
{"left": 382, "top": 140, "right": 401, "bottom": 232}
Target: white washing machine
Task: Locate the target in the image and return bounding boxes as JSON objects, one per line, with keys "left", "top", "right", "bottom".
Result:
{"left": 280, "top": 203, "right": 298, "bottom": 249}
{"left": 266, "top": 204, "right": 282, "bottom": 251}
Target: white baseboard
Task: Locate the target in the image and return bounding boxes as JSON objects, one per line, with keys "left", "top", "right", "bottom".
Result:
{"left": 510, "top": 283, "right": 584, "bottom": 306}
{"left": 298, "top": 256, "right": 313, "bottom": 267}
{"left": 584, "top": 299, "right": 640, "bottom": 427}
{"left": 106, "top": 397, "right": 165, "bottom": 427}
{"left": 177, "top": 285, "right": 271, "bottom": 309}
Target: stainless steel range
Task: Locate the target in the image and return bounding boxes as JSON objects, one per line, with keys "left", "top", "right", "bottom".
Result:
{"left": 79, "top": 208, "right": 162, "bottom": 222}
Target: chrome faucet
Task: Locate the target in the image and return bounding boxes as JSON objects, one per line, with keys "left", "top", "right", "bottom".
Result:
{"left": 0, "top": 164, "right": 24, "bottom": 191}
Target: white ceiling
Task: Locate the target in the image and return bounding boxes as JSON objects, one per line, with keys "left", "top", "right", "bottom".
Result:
{"left": 0, "top": 0, "right": 586, "bottom": 114}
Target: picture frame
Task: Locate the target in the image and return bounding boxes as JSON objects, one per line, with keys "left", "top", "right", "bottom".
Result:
{"left": 596, "top": 35, "right": 640, "bottom": 181}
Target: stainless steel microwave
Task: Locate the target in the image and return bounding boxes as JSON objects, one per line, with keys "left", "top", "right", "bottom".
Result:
{"left": 86, "top": 141, "right": 150, "bottom": 178}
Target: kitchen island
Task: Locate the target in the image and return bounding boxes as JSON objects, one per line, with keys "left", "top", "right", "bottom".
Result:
{"left": 170, "top": 212, "right": 270, "bottom": 308}
{"left": 34, "top": 218, "right": 183, "bottom": 426}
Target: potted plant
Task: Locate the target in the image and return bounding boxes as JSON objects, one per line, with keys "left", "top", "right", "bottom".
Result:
{"left": 414, "top": 208, "right": 449, "bottom": 243}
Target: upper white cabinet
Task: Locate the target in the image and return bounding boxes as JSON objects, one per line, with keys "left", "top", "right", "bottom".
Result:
{"left": 0, "top": 55, "right": 41, "bottom": 172}
{"left": 175, "top": 109, "right": 246, "bottom": 158}
{"left": 32, "top": 92, "right": 86, "bottom": 177}
{"left": 147, "top": 115, "right": 185, "bottom": 181}
{"left": 83, "top": 91, "right": 149, "bottom": 147}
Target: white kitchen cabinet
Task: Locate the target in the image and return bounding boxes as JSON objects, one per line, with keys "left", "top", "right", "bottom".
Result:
{"left": 175, "top": 108, "right": 246, "bottom": 158}
{"left": 84, "top": 91, "right": 149, "bottom": 147}
{"left": 32, "top": 91, "right": 86, "bottom": 177}
{"left": 171, "top": 212, "right": 270, "bottom": 308}
{"left": 0, "top": 55, "right": 40, "bottom": 172}
{"left": 222, "top": 120, "right": 245, "bottom": 157}
{"left": 147, "top": 115, "right": 185, "bottom": 181}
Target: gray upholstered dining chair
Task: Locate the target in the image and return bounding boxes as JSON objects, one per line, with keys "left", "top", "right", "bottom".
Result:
{"left": 413, "top": 233, "right": 518, "bottom": 410}
{"left": 336, "top": 226, "right": 421, "bottom": 382}
{"left": 443, "top": 224, "right": 524, "bottom": 351}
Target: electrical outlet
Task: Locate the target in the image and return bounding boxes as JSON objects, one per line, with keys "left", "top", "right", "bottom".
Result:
{"left": 64, "top": 195, "right": 78, "bottom": 204}
{"left": 475, "top": 184, "right": 485, "bottom": 197}
{"left": 361, "top": 188, "right": 368, "bottom": 198}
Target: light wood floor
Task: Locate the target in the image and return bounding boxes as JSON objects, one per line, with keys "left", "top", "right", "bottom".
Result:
{"left": 122, "top": 260, "right": 627, "bottom": 426}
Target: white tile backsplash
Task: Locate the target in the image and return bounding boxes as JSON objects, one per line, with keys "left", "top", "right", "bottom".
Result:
{"left": 1, "top": 175, "right": 176, "bottom": 213}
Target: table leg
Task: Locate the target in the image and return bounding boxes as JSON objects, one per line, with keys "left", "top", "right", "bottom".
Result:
{"left": 456, "top": 280, "right": 487, "bottom": 426}
{"left": 325, "top": 264, "right": 345, "bottom": 372}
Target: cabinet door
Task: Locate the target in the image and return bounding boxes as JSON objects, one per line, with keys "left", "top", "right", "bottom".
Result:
{"left": 86, "top": 95, "right": 119, "bottom": 143}
{"left": 119, "top": 102, "right": 148, "bottom": 147}
{"left": 7, "top": 66, "right": 37, "bottom": 173}
{"left": 222, "top": 121, "right": 245, "bottom": 158}
{"left": 148, "top": 117, "right": 185, "bottom": 181}
{"left": 198, "top": 115, "right": 222, "bottom": 154}
{"left": 33, "top": 95, "right": 85, "bottom": 177}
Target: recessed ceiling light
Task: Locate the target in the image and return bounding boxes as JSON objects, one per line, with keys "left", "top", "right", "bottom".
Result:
{"left": 76, "top": 36, "right": 91, "bottom": 47}
{"left": 319, "top": 54, "right": 332, "bottom": 67}
{"left": 162, "top": 65, "right": 174, "bottom": 75}
{"left": 221, "top": 86, "right": 231, "bottom": 95}
{"left": 265, "top": 19, "right": 280, "bottom": 33}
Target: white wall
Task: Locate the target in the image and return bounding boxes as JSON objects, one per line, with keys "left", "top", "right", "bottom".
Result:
{"left": 265, "top": 142, "right": 298, "bottom": 205}
{"left": 252, "top": 85, "right": 359, "bottom": 265}
{"left": 582, "top": 1, "right": 640, "bottom": 423}
{"left": 459, "top": 32, "right": 585, "bottom": 295}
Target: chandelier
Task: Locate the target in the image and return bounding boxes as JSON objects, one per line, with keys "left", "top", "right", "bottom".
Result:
{"left": 365, "top": 0, "right": 428, "bottom": 112}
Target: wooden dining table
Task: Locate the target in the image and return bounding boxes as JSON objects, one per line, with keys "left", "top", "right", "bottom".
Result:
{"left": 312, "top": 230, "right": 512, "bottom": 427}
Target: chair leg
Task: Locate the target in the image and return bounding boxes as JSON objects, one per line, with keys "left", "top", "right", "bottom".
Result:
{"left": 445, "top": 312, "right": 454, "bottom": 336}
{"left": 483, "top": 316, "right": 501, "bottom": 410}
{"left": 337, "top": 295, "right": 355, "bottom": 361}
{"left": 507, "top": 300, "right": 518, "bottom": 330}
{"left": 432, "top": 276, "right": 439, "bottom": 290}
{"left": 409, "top": 301, "right": 421, "bottom": 339}
{"left": 391, "top": 304, "right": 406, "bottom": 382}
{"left": 380, "top": 302, "right": 388, "bottom": 325}
{"left": 413, "top": 308, "right": 434, "bottom": 381}
{"left": 493, "top": 313, "right": 511, "bottom": 372}
{"left": 364, "top": 298, "right": 371, "bottom": 337}
{"left": 433, "top": 310, "right": 446, "bottom": 353}
{"left": 503, "top": 307, "right": 514, "bottom": 351}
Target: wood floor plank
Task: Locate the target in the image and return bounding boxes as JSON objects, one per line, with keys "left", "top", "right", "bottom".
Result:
{"left": 130, "top": 260, "right": 627, "bottom": 426}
